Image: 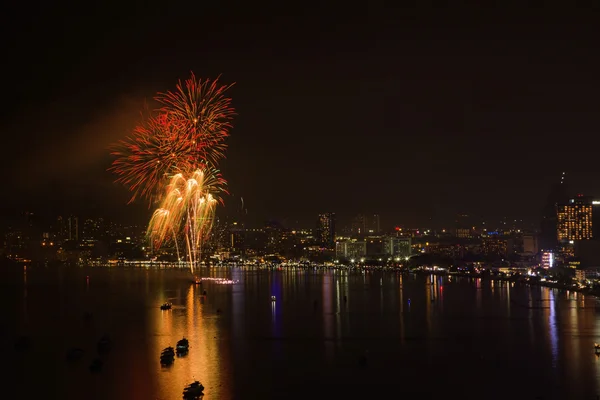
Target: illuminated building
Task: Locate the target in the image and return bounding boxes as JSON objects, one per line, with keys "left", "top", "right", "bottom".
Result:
{"left": 455, "top": 213, "right": 473, "bottom": 238}
{"left": 557, "top": 195, "right": 592, "bottom": 242}
{"left": 316, "top": 213, "right": 335, "bottom": 248}
{"left": 383, "top": 237, "right": 412, "bottom": 258}
{"left": 482, "top": 237, "right": 512, "bottom": 257}
{"left": 541, "top": 251, "right": 554, "bottom": 269}
{"left": 335, "top": 240, "right": 366, "bottom": 259}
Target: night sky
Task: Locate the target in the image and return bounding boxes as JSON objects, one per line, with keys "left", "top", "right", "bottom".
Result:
{"left": 2, "top": 4, "right": 599, "bottom": 229}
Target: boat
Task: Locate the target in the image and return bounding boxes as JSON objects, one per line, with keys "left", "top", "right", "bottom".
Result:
{"left": 176, "top": 338, "right": 189, "bottom": 354}
{"left": 271, "top": 295, "right": 276, "bottom": 301}
{"left": 160, "top": 352, "right": 175, "bottom": 365}
{"left": 89, "top": 358, "right": 103, "bottom": 373}
{"left": 183, "top": 381, "right": 204, "bottom": 398}
{"left": 66, "top": 347, "right": 84, "bottom": 361}
{"left": 160, "top": 303, "right": 172, "bottom": 310}
{"left": 162, "top": 346, "right": 175, "bottom": 356}
{"left": 194, "top": 278, "right": 202, "bottom": 284}
{"left": 595, "top": 343, "right": 600, "bottom": 351}
{"left": 97, "top": 334, "right": 111, "bottom": 354}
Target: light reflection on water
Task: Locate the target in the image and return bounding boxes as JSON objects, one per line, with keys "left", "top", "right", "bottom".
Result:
{"left": 6, "top": 266, "right": 600, "bottom": 399}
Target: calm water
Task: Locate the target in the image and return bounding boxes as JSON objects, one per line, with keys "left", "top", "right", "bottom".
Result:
{"left": 3, "top": 265, "right": 600, "bottom": 399}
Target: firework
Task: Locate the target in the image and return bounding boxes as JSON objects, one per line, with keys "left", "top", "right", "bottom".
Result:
{"left": 110, "top": 73, "right": 235, "bottom": 204}
{"left": 147, "top": 168, "right": 226, "bottom": 273}
{"left": 155, "top": 72, "right": 235, "bottom": 168}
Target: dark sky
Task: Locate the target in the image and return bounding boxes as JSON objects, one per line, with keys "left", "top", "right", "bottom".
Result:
{"left": 2, "top": 3, "right": 599, "bottom": 229}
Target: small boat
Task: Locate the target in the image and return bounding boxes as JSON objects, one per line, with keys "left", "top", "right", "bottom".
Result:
{"left": 160, "top": 303, "right": 172, "bottom": 310}
{"left": 595, "top": 343, "right": 600, "bottom": 351}
{"left": 66, "top": 347, "right": 84, "bottom": 361}
{"left": 162, "top": 346, "right": 175, "bottom": 356}
{"left": 194, "top": 278, "right": 202, "bottom": 284}
{"left": 271, "top": 295, "right": 276, "bottom": 301}
{"left": 176, "top": 338, "right": 189, "bottom": 354}
{"left": 160, "top": 352, "right": 175, "bottom": 365}
{"left": 183, "top": 381, "right": 204, "bottom": 398}
{"left": 97, "top": 334, "right": 111, "bottom": 354}
{"left": 89, "top": 358, "right": 103, "bottom": 373}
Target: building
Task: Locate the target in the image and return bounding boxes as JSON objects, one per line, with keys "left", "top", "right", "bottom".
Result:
{"left": 383, "top": 237, "right": 412, "bottom": 258}
{"left": 67, "top": 215, "right": 79, "bottom": 242}
{"left": 351, "top": 213, "right": 380, "bottom": 235}
{"left": 335, "top": 240, "right": 366, "bottom": 260}
{"left": 455, "top": 213, "right": 473, "bottom": 238}
{"left": 539, "top": 172, "right": 569, "bottom": 250}
{"left": 541, "top": 250, "right": 554, "bottom": 269}
{"left": 557, "top": 195, "right": 593, "bottom": 242}
{"left": 366, "top": 214, "right": 380, "bottom": 234}
{"left": 316, "top": 213, "right": 335, "bottom": 248}
{"left": 522, "top": 235, "right": 538, "bottom": 255}
{"left": 482, "top": 237, "right": 512, "bottom": 257}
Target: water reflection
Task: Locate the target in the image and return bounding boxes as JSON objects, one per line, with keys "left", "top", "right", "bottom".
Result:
{"left": 9, "top": 266, "right": 600, "bottom": 399}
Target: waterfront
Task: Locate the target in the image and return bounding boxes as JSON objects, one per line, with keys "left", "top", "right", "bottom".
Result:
{"left": 4, "top": 265, "right": 600, "bottom": 399}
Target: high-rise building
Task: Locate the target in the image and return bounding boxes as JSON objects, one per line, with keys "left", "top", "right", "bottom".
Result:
{"left": 540, "top": 172, "right": 569, "bottom": 250}
{"left": 383, "top": 237, "right": 412, "bottom": 258}
{"left": 557, "top": 195, "right": 593, "bottom": 242}
{"left": 455, "top": 213, "right": 473, "bottom": 238}
{"left": 523, "top": 235, "right": 538, "bottom": 255}
{"left": 351, "top": 213, "right": 380, "bottom": 235}
{"left": 351, "top": 214, "right": 365, "bottom": 235}
{"left": 68, "top": 216, "right": 79, "bottom": 242}
{"left": 317, "top": 213, "right": 335, "bottom": 248}
{"left": 366, "top": 214, "right": 380, "bottom": 234}
{"left": 335, "top": 240, "right": 366, "bottom": 260}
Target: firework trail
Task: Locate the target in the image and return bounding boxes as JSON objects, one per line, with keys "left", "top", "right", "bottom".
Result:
{"left": 147, "top": 167, "right": 226, "bottom": 274}
{"left": 110, "top": 73, "right": 235, "bottom": 205}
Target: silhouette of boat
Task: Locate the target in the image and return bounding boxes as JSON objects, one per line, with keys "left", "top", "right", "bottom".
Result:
{"left": 176, "top": 338, "right": 189, "bottom": 354}
{"left": 183, "top": 381, "right": 204, "bottom": 398}
{"left": 160, "top": 303, "right": 172, "bottom": 310}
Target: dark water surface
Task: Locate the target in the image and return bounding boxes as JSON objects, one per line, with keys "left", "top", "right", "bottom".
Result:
{"left": 3, "top": 265, "right": 600, "bottom": 399}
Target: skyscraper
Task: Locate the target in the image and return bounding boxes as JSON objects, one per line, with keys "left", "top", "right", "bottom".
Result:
{"left": 540, "top": 172, "right": 569, "bottom": 250}
{"left": 68, "top": 216, "right": 79, "bottom": 242}
{"left": 316, "top": 213, "right": 335, "bottom": 248}
{"left": 557, "top": 195, "right": 593, "bottom": 242}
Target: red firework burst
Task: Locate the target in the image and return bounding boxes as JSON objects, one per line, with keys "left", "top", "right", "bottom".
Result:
{"left": 109, "top": 73, "right": 235, "bottom": 205}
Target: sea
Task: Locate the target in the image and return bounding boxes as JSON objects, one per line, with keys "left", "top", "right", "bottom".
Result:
{"left": 3, "top": 264, "right": 600, "bottom": 399}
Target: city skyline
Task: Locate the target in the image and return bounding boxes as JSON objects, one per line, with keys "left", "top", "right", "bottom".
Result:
{"left": 2, "top": 5, "right": 600, "bottom": 228}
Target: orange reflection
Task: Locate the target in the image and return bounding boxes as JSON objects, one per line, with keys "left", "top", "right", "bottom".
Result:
{"left": 154, "top": 283, "right": 230, "bottom": 399}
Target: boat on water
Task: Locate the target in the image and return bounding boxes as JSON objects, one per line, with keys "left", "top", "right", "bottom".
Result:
{"left": 160, "top": 352, "right": 175, "bottom": 365}
{"left": 193, "top": 277, "right": 202, "bottom": 284}
{"left": 271, "top": 295, "right": 276, "bottom": 301}
{"left": 160, "top": 303, "right": 172, "bottom": 310}
{"left": 66, "top": 347, "right": 84, "bottom": 361}
{"left": 595, "top": 343, "right": 600, "bottom": 351}
{"left": 176, "top": 338, "right": 189, "bottom": 354}
{"left": 183, "top": 381, "right": 204, "bottom": 399}
{"left": 89, "top": 358, "right": 103, "bottom": 373}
